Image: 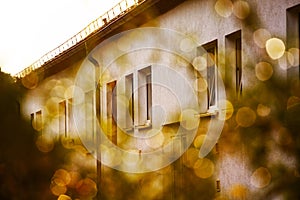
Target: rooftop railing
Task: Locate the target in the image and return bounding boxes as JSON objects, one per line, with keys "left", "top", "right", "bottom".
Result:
{"left": 15, "top": 0, "right": 145, "bottom": 78}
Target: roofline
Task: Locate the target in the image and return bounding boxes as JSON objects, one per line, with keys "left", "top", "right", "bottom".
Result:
{"left": 16, "top": 0, "right": 186, "bottom": 80}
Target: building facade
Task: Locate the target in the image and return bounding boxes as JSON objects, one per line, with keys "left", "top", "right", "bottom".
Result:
{"left": 18, "top": 0, "right": 300, "bottom": 199}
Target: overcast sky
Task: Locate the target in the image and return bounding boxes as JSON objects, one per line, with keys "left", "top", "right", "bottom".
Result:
{"left": 0, "top": 0, "right": 121, "bottom": 75}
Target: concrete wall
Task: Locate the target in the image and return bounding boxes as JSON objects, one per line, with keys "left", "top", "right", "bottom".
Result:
{"left": 20, "top": 0, "right": 300, "bottom": 199}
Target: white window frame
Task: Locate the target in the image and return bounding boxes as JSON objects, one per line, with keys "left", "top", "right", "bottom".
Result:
{"left": 138, "top": 66, "right": 152, "bottom": 126}
{"left": 201, "top": 40, "right": 218, "bottom": 112}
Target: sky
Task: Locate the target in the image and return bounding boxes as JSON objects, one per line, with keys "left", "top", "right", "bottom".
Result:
{"left": 0, "top": 0, "right": 121, "bottom": 75}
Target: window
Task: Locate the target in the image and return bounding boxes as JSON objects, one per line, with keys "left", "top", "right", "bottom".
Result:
{"left": 138, "top": 66, "right": 152, "bottom": 125}
{"left": 59, "top": 99, "right": 73, "bottom": 138}
{"left": 125, "top": 74, "right": 134, "bottom": 128}
{"left": 36, "top": 110, "right": 42, "bottom": 132}
{"left": 96, "top": 84, "right": 101, "bottom": 125}
{"left": 226, "top": 30, "right": 242, "bottom": 98}
{"left": 30, "top": 113, "right": 34, "bottom": 128}
{"left": 201, "top": 40, "right": 218, "bottom": 110}
{"left": 287, "top": 5, "right": 300, "bottom": 79}
{"left": 68, "top": 98, "right": 73, "bottom": 136}
{"left": 85, "top": 90, "right": 94, "bottom": 141}
{"left": 107, "top": 81, "right": 117, "bottom": 144}
{"left": 236, "top": 36, "right": 242, "bottom": 95}
{"left": 59, "top": 100, "right": 67, "bottom": 137}
{"left": 31, "top": 110, "right": 42, "bottom": 132}
{"left": 146, "top": 74, "right": 152, "bottom": 121}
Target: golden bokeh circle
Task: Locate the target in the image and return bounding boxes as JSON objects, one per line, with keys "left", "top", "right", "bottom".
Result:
{"left": 230, "top": 184, "right": 248, "bottom": 199}
{"left": 180, "top": 37, "right": 195, "bottom": 52}
{"left": 218, "top": 99, "right": 234, "bottom": 120}
{"left": 253, "top": 28, "right": 271, "bottom": 48}
{"left": 257, "top": 104, "right": 271, "bottom": 117}
{"left": 36, "top": 135, "right": 54, "bottom": 153}
{"left": 180, "top": 109, "right": 200, "bottom": 130}
{"left": 192, "top": 56, "right": 207, "bottom": 71}
{"left": 250, "top": 167, "right": 271, "bottom": 188}
{"left": 194, "top": 77, "right": 208, "bottom": 93}
{"left": 193, "top": 158, "right": 215, "bottom": 179}
{"left": 194, "top": 134, "right": 206, "bottom": 149}
{"left": 215, "top": 0, "right": 233, "bottom": 18}
{"left": 21, "top": 72, "right": 39, "bottom": 89}
{"left": 288, "top": 48, "right": 300, "bottom": 67}
{"left": 233, "top": 0, "right": 250, "bottom": 19}
{"left": 255, "top": 62, "right": 273, "bottom": 81}
{"left": 183, "top": 147, "right": 199, "bottom": 168}
{"left": 57, "top": 195, "right": 72, "bottom": 200}
{"left": 236, "top": 107, "right": 256, "bottom": 127}
{"left": 266, "top": 38, "right": 285, "bottom": 60}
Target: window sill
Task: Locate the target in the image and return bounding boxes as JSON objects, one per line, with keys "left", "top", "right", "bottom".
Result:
{"left": 195, "top": 109, "right": 218, "bottom": 118}
{"left": 123, "top": 123, "right": 152, "bottom": 132}
{"left": 124, "top": 127, "right": 134, "bottom": 133}
{"left": 135, "top": 124, "right": 152, "bottom": 130}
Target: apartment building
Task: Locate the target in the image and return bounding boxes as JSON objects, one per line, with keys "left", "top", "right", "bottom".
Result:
{"left": 18, "top": 0, "right": 300, "bottom": 199}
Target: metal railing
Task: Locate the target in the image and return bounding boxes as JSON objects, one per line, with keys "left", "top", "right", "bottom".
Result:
{"left": 15, "top": 0, "right": 145, "bottom": 78}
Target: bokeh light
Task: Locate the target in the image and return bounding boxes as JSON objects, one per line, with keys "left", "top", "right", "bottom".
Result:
{"left": 218, "top": 100, "right": 234, "bottom": 120}
{"left": 45, "top": 97, "right": 59, "bottom": 117}
{"left": 76, "top": 178, "right": 97, "bottom": 199}
{"left": 102, "top": 147, "right": 122, "bottom": 167}
{"left": 257, "top": 104, "right": 271, "bottom": 117}
{"left": 180, "top": 37, "right": 195, "bottom": 52}
{"left": 287, "top": 96, "right": 300, "bottom": 109}
{"left": 67, "top": 171, "right": 82, "bottom": 189}
{"left": 253, "top": 29, "right": 271, "bottom": 48}
{"left": 35, "top": 135, "right": 54, "bottom": 153}
{"left": 180, "top": 109, "right": 199, "bottom": 130}
{"left": 230, "top": 184, "right": 248, "bottom": 199}
{"left": 266, "top": 38, "right": 285, "bottom": 60}
{"left": 194, "top": 77, "right": 208, "bottom": 93}
{"left": 236, "top": 107, "right": 256, "bottom": 127}
{"left": 21, "top": 71, "right": 39, "bottom": 89}
{"left": 288, "top": 48, "right": 300, "bottom": 67}
{"left": 57, "top": 194, "right": 72, "bottom": 200}
{"left": 193, "top": 158, "right": 215, "bottom": 179}
{"left": 194, "top": 134, "right": 206, "bottom": 149}
{"left": 192, "top": 56, "right": 207, "bottom": 71}
{"left": 272, "top": 126, "right": 292, "bottom": 146}
{"left": 51, "top": 85, "right": 66, "bottom": 99}
{"left": 233, "top": 0, "right": 250, "bottom": 19}
{"left": 255, "top": 62, "right": 273, "bottom": 81}
{"left": 183, "top": 147, "right": 199, "bottom": 168}
{"left": 145, "top": 131, "right": 165, "bottom": 149}
{"left": 52, "top": 169, "right": 71, "bottom": 187}
{"left": 215, "top": 0, "right": 233, "bottom": 18}
{"left": 278, "top": 51, "right": 294, "bottom": 70}
{"left": 122, "top": 149, "right": 141, "bottom": 168}
{"left": 250, "top": 167, "right": 271, "bottom": 188}
{"left": 50, "top": 182, "right": 67, "bottom": 196}
{"left": 61, "top": 137, "right": 76, "bottom": 149}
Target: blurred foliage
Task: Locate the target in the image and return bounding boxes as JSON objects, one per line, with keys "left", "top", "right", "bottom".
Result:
{"left": 229, "top": 72, "right": 300, "bottom": 199}
{"left": 0, "top": 71, "right": 72, "bottom": 199}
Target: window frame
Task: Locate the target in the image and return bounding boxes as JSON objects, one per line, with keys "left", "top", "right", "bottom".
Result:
{"left": 226, "top": 30, "right": 242, "bottom": 99}
{"left": 106, "top": 80, "right": 117, "bottom": 144}
{"left": 31, "top": 110, "right": 43, "bottom": 132}
{"left": 287, "top": 5, "right": 300, "bottom": 79}
{"left": 125, "top": 73, "right": 134, "bottom": 128}
{"left": 138, "top": 66, "right": 152, "bottom": 126}
{"left": 59, "top": 100, "right": 67, "bottom": 137}
{"left": 201, "top": 40, "right": 218, "bottom": 111}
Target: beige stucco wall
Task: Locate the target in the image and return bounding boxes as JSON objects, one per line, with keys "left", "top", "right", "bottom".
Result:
{"left": 21, "top": 0, "right": 300, "bottom": 199}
